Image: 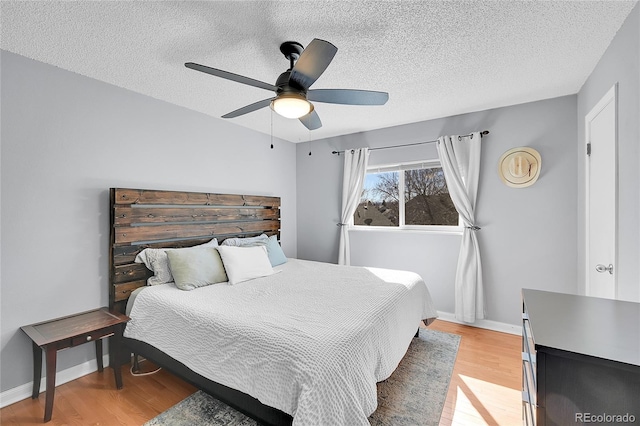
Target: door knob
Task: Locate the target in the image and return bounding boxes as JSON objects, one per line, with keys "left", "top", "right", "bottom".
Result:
{"left": 595, "top": 264, "right": 614, "bottom": 274}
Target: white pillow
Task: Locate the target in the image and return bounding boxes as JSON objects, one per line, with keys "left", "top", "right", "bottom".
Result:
{"left": 216, "top": 245, "right": 274, "bottom": 285}
{"left": 221, "top": 234, "right": 268, "bottom": 247}
{"left": 134, "top": 238, "right": 218, "bottom": 285}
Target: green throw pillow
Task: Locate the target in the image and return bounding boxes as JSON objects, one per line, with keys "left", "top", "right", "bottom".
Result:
{"left": 167, "top": 247, "right": 228, "bottom": 291}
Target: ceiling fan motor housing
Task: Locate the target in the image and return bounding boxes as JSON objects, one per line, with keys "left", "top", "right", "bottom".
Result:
{"left": 275, "top": 70, "right": 306, "bottom": 96}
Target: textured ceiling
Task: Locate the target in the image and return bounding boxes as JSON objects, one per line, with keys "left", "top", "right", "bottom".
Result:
{"left": 1, "top": 1, "right": 637, "bottom": 143}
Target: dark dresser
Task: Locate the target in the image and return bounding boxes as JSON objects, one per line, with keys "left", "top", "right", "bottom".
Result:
{"left": 522, "top": 289, "right": 640, "bottom": 426}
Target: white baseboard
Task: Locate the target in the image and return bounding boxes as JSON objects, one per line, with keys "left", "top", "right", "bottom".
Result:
{"left": 0, "top": 354, "right": 110, "bottom": 409}
{"left": 436, "top": 311, "right": 521, "bottom": 335}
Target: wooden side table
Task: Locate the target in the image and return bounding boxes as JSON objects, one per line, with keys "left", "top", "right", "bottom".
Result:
{"left": 21, "top": 308, "right": 130, "bottom": 422}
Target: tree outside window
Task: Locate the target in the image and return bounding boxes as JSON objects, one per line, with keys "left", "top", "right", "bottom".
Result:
{"left": 354, "top": 162, "right": 458, "bottom": 228}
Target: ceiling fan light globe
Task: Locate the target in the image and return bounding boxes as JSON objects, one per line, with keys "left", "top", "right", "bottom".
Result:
{"left": 271, "top": 95, "right": 313, "bottom": 119}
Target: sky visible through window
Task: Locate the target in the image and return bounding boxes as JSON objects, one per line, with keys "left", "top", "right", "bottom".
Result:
{"left": 362, "top": 172, "right": 396, "bottom": 203}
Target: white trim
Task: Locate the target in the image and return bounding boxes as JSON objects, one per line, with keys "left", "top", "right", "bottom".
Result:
{"left": 436, "top": 311, "right": 521, "bottom": 336}
{"left": 0, "top": 354, "right": 109, "bottom": 408}
{"left": 584, "top": 84, "right": 618, "bottom": 298}
{"left": 368, "top": 159, "right": 441, "bottom": 173}
{"left": 350, "top": 226, "right": 463, "bottom": 235}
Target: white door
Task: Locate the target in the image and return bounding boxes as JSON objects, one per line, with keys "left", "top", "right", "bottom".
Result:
{"left": 585, "top": 85, "right": 617, "bottom": 299}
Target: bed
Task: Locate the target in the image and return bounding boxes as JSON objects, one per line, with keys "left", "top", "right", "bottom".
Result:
{"left": 109, "top": 188, "right": 438, "bottom": 426}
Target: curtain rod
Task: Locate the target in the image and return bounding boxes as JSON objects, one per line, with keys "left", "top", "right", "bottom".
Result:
{"left": 331, "top": 130, "right": 489, "bottom": 155}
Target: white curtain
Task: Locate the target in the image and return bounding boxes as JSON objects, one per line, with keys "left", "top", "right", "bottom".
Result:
{"left": 338, "top": 148, "right": 370, "bottom": 265}
{"left": 437, "top": 133, "right": 484, "bottom": 323}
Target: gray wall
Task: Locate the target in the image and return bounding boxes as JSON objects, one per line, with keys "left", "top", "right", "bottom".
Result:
{"left": 0, "top": 51, "right": 297, "bottom": 392}
{"left": 576, "top": 3, "right": 640, "bottom": 302}
{"left": 297, "top": 95, "right": 578, "bottom": 326}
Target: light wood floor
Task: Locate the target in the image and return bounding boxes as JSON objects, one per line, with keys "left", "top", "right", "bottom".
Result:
{"left": 1, "top": 320, "right": 522, "bottom": 425}
{"left": 432, "top": 321, "right": 522, "bottom": 426}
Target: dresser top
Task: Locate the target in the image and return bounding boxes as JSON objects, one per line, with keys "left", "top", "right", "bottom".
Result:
{"left": 522, "top": 289, "right": 640, "bottom": 367}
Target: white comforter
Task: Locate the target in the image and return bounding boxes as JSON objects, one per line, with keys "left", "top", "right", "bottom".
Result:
{"left": 124, "top": 259, "right": 437, "bottom": 425}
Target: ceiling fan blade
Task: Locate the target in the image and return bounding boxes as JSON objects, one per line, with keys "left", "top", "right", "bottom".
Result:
{"left": 299, "top": 110, "right": 322, "bottom": 130}
{"left": 222, "top": 98, "right": 274, "bottom": 118}
{"left": 185, "top": 62, "right": 277, "bottom": 92}
{"left": 289, "top": 39, "right": 337, "bottom": 90}
{"left": 308, "top": 89, "right": 389, "bottom": 105}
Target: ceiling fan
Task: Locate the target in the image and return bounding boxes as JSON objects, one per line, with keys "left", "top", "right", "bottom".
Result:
{"left": 185, "top": 39, "right": 389, "bottom": 130}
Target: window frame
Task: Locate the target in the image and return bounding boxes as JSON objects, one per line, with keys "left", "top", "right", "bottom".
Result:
{"left": 352, "top": 159, "right": 463, "bottom": 234}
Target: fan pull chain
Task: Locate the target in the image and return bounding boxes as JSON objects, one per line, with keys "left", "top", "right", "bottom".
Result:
{"left": 270, "top": 110, "right": 274, "bottom": 149}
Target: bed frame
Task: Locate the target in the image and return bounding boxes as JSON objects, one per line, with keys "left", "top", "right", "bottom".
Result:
{"left": 109, "top": 188, "right": 292, "bottom": 426}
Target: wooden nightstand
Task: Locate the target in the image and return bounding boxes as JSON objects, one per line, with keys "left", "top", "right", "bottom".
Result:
{"left": 21, "top": 308, "right": 130, "bottom": 422}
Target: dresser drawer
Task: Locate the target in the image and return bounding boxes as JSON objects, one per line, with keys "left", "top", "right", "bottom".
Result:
{"left": 522, "top": 352, "right": 537, "bottom": 407}
{"left": 522, "top": 314, "right": 535, "bottom": 358}
{"left": 523, "top": 399, "right": 535, "bottom": 426}
{"left": 522, "top": 315, "right": 537, "bottom": 387}
{"left": 71, "top": 329, "right": 114, "bottom": 347}
{"left": 522, "top": 310, "right": 537, "bottom": 425}
{"left": 522, "top": 367, "right": 536, "bottom": 426}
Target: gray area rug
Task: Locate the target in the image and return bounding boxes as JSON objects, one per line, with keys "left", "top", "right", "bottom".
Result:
{"left": 144, "top": 328, "right": 460, "bottom": 426}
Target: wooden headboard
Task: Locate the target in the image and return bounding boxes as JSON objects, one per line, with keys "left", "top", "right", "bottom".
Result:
{"left": 109, "top": 188, "right": 281, "bottom": 314}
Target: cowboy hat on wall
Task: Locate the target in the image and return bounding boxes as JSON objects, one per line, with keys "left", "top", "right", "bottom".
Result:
{"left": 498, "top": 147, "right": 541, "bottom": 188}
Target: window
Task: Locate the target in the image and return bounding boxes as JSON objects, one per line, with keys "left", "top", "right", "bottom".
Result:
{"left": 353, "top": 160, "right": 459, "bottom": 229}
